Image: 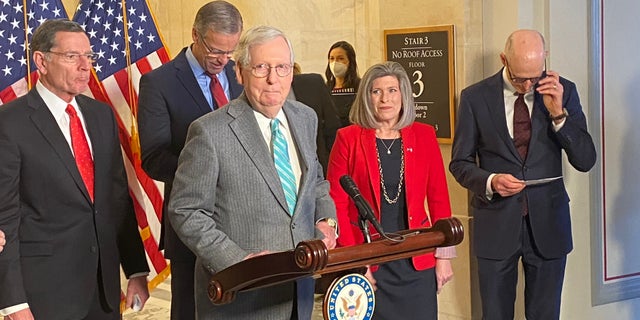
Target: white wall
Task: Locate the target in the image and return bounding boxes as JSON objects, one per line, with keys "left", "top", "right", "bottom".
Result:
{"left": 551, "top": 0, "right": 640, "bottom": 318}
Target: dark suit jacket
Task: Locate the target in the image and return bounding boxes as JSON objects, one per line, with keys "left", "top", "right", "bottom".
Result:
{"left": 450, "top": 70, "right": 596, "bottom": 260}
{"left": 0, "top": 89, "right": 148, "bottom": 319}
{"left": 291, "top": 73, "right": 340, "bottom": 173}
{"left": 137, "top": 47, "right": 243, "bottom": 260}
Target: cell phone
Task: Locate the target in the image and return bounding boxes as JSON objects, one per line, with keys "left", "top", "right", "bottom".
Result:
{"left": 132, "top": 293, "right": 142, "bottom": 312}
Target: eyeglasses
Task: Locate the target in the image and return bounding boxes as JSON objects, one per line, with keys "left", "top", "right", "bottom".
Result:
{"left": 46, "top": 51, "right": 97, "bottom": 64}
{"left": 250, "top": 63, "right": 292, "bottom": 78}
{"left": 198, "top": 34, "right": 234, "bottom": 58}
{"left": 506, "top": 60, "right": 546, "bottom": 84}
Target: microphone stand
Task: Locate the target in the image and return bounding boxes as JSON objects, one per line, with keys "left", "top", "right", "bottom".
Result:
{"left": 354, "top": 202, "right": 372, "bottom": 243}
{"left": 358, "top": 216, "right": 372, "bottom": 243}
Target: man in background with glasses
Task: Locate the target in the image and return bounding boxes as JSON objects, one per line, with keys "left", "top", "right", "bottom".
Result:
{"left": 137, "top": 2, "right": 243, "bottom": 319}
{"left": 450, "top": 29, "right": 596, "bottom": 319}
{"left": 168, "top": 25, "right": 337, "bottom": 320}
{"left": 0, "top": 19, "right": 149, "bottom": 320}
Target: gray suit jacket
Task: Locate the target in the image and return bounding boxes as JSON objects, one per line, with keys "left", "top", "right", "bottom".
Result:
{"left": 168, "top": 93, "right": 336, "bottom": 319}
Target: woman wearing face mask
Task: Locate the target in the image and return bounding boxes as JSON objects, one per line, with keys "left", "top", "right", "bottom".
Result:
{"left": 325, "top": 41, "right": 361, "bottom": 128}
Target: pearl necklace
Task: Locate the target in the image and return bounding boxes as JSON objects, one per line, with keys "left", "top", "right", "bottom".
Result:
{"left": 377, "top": 137, "right": 399, "bottom": 155}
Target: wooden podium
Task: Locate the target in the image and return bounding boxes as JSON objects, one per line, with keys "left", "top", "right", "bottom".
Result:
{"left": 207, "top": 217, "right": 464, "bottom": 305}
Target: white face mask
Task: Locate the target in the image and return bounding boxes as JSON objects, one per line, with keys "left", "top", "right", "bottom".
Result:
{"left": 329, "top": 61, "right": 348, "bottom": 78}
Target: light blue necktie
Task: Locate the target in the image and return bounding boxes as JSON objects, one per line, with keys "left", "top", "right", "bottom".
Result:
{"left": 271, "top": 119, "right": 297, "bottom": 215}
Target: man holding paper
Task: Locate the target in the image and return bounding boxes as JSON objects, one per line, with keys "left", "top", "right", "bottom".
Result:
{"left": 449, "top": 29, "right": 596, "bottom": 319}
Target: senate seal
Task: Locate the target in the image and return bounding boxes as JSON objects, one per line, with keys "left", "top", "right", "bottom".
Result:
{"left": 323, "top": 273, "right": 375, "bottom": 320}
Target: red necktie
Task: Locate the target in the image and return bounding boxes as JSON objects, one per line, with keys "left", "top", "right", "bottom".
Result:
{"left": 512, "top": 94, "right": 530, "bottom": 215}
{"left": 513, "top": 93, "right": 531, "bottom": 160}
{"left": 66, "top": 104, "right": 95, "bottom": 201}
{"left": 207, "top": 73, "right": 228, "bottom": 109}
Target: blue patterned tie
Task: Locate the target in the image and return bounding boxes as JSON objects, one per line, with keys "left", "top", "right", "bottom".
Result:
{"left": 271, "top": 119, "right": 297, "bottom": 215}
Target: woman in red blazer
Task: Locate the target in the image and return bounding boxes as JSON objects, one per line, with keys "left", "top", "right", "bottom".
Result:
{"left": 327, "top": 61, "right": 455, "bottom": 319}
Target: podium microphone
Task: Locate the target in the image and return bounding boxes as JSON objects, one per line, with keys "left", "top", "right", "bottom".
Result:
{"left": 339, "top": 175, "right": 386, "bottom": 237}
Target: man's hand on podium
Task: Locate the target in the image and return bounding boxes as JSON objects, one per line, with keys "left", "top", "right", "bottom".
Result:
{"left": 316, "top": 220, "right": 337, "bottom": 249}
{"left": 243, "top": 250, "right": 270, "bottom": 260}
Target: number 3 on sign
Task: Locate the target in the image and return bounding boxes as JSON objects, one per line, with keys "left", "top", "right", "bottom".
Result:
{"left": 412, "top": 70, "right": 424, "bottom": 98}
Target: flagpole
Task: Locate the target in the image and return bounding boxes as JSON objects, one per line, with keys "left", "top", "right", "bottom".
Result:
{"left": 21, "top": 0, "right": 32, "bottom": 90}
{"left": 120, "top": 0, "right": 141, "bottom": 161}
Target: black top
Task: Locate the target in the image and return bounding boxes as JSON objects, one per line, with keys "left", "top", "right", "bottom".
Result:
{"left": 373, "top": 138, "right": 437, "bottom": 320}
{"left": 330, "top": 87, "right": 357, "bottom": 128}
{"left": 376, "top": 138, "right": 407, "bottom": 233}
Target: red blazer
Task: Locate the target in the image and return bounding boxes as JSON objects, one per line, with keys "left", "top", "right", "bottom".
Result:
{"left": 327, "top": 122, "right": 452, "bottom": 271}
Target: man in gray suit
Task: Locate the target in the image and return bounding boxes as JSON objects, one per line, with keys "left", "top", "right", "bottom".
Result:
{"left": 168, "top": 25, "right": 338, "bottom": 319}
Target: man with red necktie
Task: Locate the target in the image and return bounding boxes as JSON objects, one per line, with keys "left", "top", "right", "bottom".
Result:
{"left": 450, "top": 29, "right": 596, "bottom": 319}
{"left": 137, "top": 2, "right": 244, "bottom": 319}
{"left": 0, "top": 19, "right": 149, "bottom": 320}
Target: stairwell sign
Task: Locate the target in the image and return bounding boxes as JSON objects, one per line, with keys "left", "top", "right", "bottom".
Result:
{"left": 384, "top": 25, "right": 456, "bottom": 144}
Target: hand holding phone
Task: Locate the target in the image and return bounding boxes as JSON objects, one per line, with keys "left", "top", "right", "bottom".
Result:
{"left": 132, "top": 293, "right": 142, "bottom": 312}
{"left": 536, "top": 69, "right": 564, "bottom": 116}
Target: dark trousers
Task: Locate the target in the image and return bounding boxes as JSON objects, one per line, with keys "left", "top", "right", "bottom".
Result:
{"left": 477, "top": 216, "right": 567, "bottom": 320}
{"left": 293, "top": 277, "right": 315, "bottom": 319}
{"left": 170, "top": 257, "right": 196, "bottom": 320}
{"left": 81, "top": 278, "right": 119, "bottom": 320}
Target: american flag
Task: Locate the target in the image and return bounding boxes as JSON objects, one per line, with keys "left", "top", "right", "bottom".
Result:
{"left": 72, "top": 0, "right": 170, "bottom": 292}
{"left": 0, "top": 0, "right": 66, "bottom": 104}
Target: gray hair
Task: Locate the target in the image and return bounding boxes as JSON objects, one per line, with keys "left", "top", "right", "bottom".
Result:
{"left": 349, "top": 61, "right": 416, "bottom": 129}
{"left": 31, "top": 19, "right": 86, "bottom": 53}
{"left": 193, "top": 1, "right": 243, "bottom": 36}
{"left": 234, "top": 25, "right": 294, "bottom": 67}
